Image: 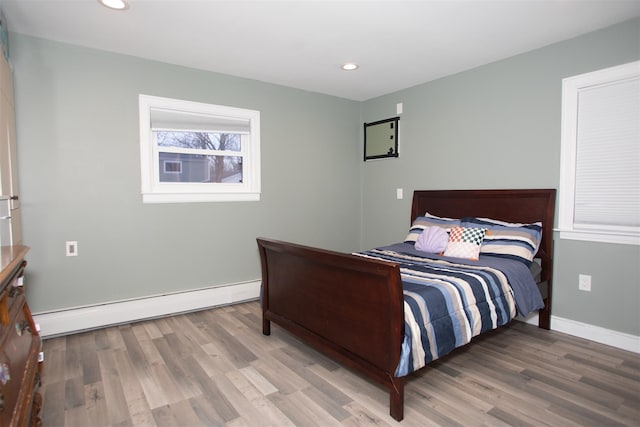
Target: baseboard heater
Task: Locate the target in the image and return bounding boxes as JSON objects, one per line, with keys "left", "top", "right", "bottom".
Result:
{"left": 33, "top": 280, "right": 261, "bottom": 338}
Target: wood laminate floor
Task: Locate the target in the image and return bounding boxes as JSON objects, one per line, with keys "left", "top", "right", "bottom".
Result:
{"left": 39, "top": 301, "right": 640, "bottom": 426}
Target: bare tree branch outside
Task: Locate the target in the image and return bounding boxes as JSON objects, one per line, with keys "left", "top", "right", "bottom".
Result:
{"left": 156, "top": 131, "right": 242, "bottom": 183}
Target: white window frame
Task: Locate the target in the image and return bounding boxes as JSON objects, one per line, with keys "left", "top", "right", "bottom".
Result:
{"left": 139, "top": 94, "right": 261, "bottom": 203}
{"left": 558, "top": 61, "right": 640, "bottom": 245}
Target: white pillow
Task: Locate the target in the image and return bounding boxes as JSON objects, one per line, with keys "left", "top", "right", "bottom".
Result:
{"left": 443, "top": 226, "right": 487, "bottom": 261}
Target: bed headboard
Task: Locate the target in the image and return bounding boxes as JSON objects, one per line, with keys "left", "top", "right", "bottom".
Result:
{"left": 411, "top": 189, "right": 555, "bottom": 258}
{"left": 411, "top": 189, "right": 557, "bottom": 328}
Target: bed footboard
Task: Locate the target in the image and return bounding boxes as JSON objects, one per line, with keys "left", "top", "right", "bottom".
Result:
{"left": 257, "top": 238, "right": 406, "bottom": 421}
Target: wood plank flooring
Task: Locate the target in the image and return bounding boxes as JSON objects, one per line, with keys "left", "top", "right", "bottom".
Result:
{"left": 39, "top": 301, "right": 640, "bottom": 426}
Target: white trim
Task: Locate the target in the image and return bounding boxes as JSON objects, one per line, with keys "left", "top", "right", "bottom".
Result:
{"left": 516, "top": 314, "right": 639, "bottom": 354}
{"left": 33, "top": 280, "right": 261, "bottom": 338}
{"left": 551, "top": 315, "right": 640, "bottom": 354}
{"left": 558, "top": 61, "right": 640, "bottom": 245}
{"left": 142, "top": 191, "right": 260, "bottom": 203}
{"left": 555, "top": 228, "right": 640, "bottom": 246}
{"left": 139, "top": 94, "right": 261, "bottom": 203}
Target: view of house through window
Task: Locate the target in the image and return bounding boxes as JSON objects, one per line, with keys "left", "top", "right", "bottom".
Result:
{"left": 156, "top": 131, "right": 243, "bottom": 183}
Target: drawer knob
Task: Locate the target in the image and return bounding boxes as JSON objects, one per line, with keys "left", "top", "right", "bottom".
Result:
{"left": 15, "top": 320, "right": 31, "bottom": 336}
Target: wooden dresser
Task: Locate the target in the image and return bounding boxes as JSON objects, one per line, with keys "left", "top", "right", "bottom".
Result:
{"left": 0, "top": 246, "right": 42, "bottom": 426}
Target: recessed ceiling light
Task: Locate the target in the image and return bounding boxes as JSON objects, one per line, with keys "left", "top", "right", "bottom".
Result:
{"left": 341, "top": 63, "right": 359, "bottom": 71}
{"left": 99, "top": 0, "right": 129, "bottom": 10}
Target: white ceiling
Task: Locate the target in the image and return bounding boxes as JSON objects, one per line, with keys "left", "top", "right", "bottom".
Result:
{"left": 1, "top": 0, "right": 639, "bottom": 101}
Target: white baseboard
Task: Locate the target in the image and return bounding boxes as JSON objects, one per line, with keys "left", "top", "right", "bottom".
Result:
{"left": 33, "top": 280, "right": 261, "bottom": 338}
{"left": 550, "top": 315, "right": 640, "bottom": 354}
{"left": 516, "top": 312, "right": 639, "bottom": 353}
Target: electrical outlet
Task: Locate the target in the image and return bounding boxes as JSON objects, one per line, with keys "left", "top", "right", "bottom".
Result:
{"left": 66, "top": 241, "right": 78, "bottom": 257}
{"left": 578, "top": 274, "right": 591, "bottom": 292}
{"left": 397, "top": 188, "right": 403, "bottom": 199}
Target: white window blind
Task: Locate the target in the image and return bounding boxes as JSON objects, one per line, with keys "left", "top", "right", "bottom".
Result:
{"left": 559, "top": 61, "right": 640, "bottom": 245}
{"left": 574, "top": 77, "right": 640, "bottom": 228}
{"left": 150, "top": 108, "right": 251, "bottom": 133}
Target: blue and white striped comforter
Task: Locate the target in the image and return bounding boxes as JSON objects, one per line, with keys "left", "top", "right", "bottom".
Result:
{"left": 356, "top": 244, "right": 541, "bottom": 377}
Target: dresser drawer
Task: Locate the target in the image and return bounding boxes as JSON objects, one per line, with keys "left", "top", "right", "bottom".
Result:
{"left": 0, "top": 298, "right": 41, "bottom": 427}
{"left": 0, "top": 261, "right": 26, "bottom": 337}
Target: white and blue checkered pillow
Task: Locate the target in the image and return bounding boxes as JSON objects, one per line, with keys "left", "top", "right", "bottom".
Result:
{"left": 443, "top": 226, "right": 487, "bottom": 261}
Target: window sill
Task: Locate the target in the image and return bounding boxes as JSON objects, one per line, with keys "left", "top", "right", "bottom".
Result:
{"left": 555, "top": 228, "right": 640, "bottom": 246}
{"left": 142, "top": 192, "right": 260, "bottom": 203}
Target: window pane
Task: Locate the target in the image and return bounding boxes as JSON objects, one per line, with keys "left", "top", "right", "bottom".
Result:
{"left": 159, "top": 153, "right": 243, "bottom": 183}
{"left": 156, "top": 131, "right": 241, "bottom": 152}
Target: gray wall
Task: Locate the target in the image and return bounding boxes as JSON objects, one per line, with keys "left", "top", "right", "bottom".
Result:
{"left": 360, "top": 18, "right": 640, "bottom": 336}
{"left": 10, "top": 18, "right": 640, "bottom": 338}
{"left": 11, "top": 34, "right": 361, "bottom": 312}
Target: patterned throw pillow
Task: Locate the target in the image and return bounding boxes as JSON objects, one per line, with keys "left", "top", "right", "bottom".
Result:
{"left": 443, "top": 226, "right": 487, "bottom": 261}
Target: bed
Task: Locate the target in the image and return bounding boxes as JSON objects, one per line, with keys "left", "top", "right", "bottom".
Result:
{"left": 257, "top": 189, "right": 555, "bottom": 421}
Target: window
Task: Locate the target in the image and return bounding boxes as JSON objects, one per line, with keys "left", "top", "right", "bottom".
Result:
{"left": 139, "top": 95, "right": 260, "bottom": 203}
{"left": 558, "top": 61, "right": 639, "bottom": 245}
{"left": 163, "top": 160, "right": 182, "bottom": 174}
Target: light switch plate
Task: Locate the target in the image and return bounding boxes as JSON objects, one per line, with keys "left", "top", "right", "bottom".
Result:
{"left": 66, "top": 241, "right": 78, "bottom": 257}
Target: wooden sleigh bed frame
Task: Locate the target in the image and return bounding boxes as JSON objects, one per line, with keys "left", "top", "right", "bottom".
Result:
{"left": 257, "top": 189, "right": 556, "bottom": 421}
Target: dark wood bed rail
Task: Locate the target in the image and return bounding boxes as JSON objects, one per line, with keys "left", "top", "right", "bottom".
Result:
{"left": 257, "top": 238, "right": 407, "bottom": 420}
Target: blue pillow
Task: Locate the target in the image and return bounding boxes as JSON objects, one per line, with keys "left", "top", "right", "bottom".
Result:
{"left": 405, "top": 212, "right": 461, "bottom": 243}
{"left": 461, "top": 217, "right": 542, "bottom": 265}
